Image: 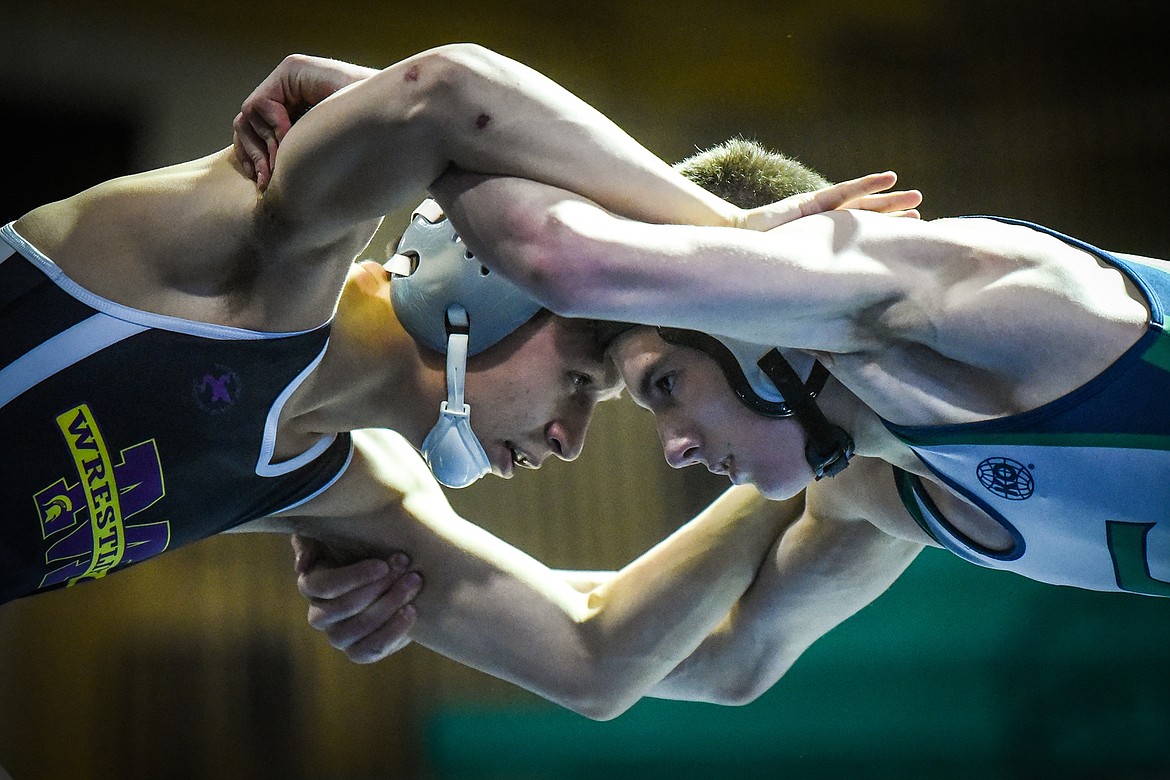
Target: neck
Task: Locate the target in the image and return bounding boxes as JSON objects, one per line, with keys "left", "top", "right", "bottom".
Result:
{"left": 290, "top": 270, "right": 446, "bottom": 450}
{"left": 815, "top": 376, "right": 869, "bottom": 449}
{"left": 818, "top": 375, "right": 913, "bottom": 466}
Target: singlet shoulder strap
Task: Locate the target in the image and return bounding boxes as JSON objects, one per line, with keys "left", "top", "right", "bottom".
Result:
{"left": 891, "top": 467, "right": 940, "bottom": 544}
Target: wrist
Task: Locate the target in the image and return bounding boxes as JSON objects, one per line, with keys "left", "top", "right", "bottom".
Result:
{"left": 725, "top": 205, "right": 751, "bottom": 230}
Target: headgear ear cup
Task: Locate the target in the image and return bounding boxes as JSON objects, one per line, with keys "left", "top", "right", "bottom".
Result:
{"left": 382, "top": 200, "right": 542, "bottom": 487}
{"left": 390, "top": 200, "right": 542, "bottom": 356}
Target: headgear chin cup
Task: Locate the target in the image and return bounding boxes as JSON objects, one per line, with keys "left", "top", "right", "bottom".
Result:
{"left": 384, "top": 200, "right": 542, "bottom": 488}
{"left": 419, "top": 306, "right": 491, "bottom": 487}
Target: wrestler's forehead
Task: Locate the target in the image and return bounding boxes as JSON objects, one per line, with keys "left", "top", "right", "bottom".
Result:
{"left": 607, "top": 327, "right": 678, "bottom": 405}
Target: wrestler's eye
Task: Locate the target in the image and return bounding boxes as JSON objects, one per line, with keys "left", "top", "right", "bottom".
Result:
{"left": 655, "top": 372, "right": 677, "bottom": 398}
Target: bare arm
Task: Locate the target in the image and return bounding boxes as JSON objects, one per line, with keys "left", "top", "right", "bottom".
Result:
{"left": 256, "top": 44, "right": 742, "bottom": 260}
{"left": 294, "top": 559, "right": 618, "bottom": 662}
{"left": 232, "top": 54, "right": 379, "bottom": 190}
{"left": 430, "top": 169, "right": 930, "bottom": 353}
{"left": 258, "top": 430, "right": 790, "bottom": 720}
{"left": 289, "top": 536, "right": 423, "bottom": 662}
{"left": 292, "top": 457, "right": 922, "bottom": 707}
{"left": 647, "top": 460, "right": 924, "bottom": 704}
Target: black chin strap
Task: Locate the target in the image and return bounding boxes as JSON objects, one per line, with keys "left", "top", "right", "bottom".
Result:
{"left": 755, "top": 349, "right": 854, "bottom": 480}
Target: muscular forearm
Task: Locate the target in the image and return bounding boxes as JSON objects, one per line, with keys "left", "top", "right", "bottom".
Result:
{"left": 643, "top": 502, "right": 924, "bottom": 706}
{"left": 281, "top": 433, "right": 789, "bottom": 720}
{"left": 265, "top": 44, "right": 741, "bottom": 243}
{"left": 644, "top": 593, "right": 800, "bottom": 706}
{"left": 407, "top": 484, "right": 789, "bottom": 721}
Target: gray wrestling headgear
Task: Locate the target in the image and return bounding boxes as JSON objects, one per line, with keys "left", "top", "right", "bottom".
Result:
{"left": 385, "top": 199, "right": 543, "bottom": 488}
{"left": 657, "top": 329, "right": 854, "bottom": 479}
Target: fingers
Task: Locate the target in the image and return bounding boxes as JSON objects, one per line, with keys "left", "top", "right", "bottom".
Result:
{"left": 743, "top": 171, "right": 923, "bottom": 231}
{"left": 740, "top": 173, "right": 897, "bottom": 231}
{"left": 232, "top": 91, "right": 293, "bottom": 191}
{"left": 249, "top": 100, "right": 293, "bottom": 188}
{"left": 232, "top": 55, "right": 372, "bottom": 193}
{"left": 816, "top": 172, "right": 923, "bottom": 216}
{"left": 318, "top": 573, "right": 428, "bottom": 664}
{"left": 232, "top": 110, "right": 271, "bottom": 190}
{"left": 850, "top": 188, "right": 924, "bottom": 214}
{"left": 231, "top": 114, "right": 254, "bottom": 181}
{"left": 299, "top": 555, "right": 392, "bottom": 601}
{"left": 308, "top": 566, "right": 423, "bottom": 662}
{"left": 344, "top": 604, "right": 417, "bottom": 664}
{"left": 291, "top": 534, "right": 325, "bottom": 574}
{"left": 295, "top": 546, "right": 422, "bottom": 663}
{"left": 803, "top": 172, "right": 898, "bottom": 216}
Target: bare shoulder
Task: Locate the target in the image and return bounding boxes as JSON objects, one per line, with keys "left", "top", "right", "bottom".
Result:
{"left": 833, "top": 214, "right": 1149, "bottom": 418}
{"left": 14, "top": 149, "right": 364, "bottom": 330}
{"left": 17, "top": 150, "right": 259, "bottom": 313}
{"left": 891, "top": 214, "right": 1142, "bottom": 302}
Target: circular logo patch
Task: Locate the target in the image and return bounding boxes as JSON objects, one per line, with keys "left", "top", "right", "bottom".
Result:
{"left": 976, "top": 457, "right": 1034, "bottom": 500}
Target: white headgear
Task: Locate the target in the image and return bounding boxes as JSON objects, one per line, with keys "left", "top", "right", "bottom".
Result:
{"left": 385, "top": 200, "right": 542, "bottom": 487}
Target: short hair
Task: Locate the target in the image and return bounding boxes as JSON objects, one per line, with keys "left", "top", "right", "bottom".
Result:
{"left": 673, "top": 137, "right": 829, "bottom": 208}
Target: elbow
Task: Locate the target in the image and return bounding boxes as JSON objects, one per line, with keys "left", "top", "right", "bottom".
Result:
{"left": 556, "top": 683, "right": 639, "bottom": 722}
{"left": 409, "top": 42, "right": 495, "bottom": 82}
{"left": 542, "top": 655, "right": 642, "bottom": 721}
{"left": 580, "top": 702, "right": 634, "bottom": 723}
{"left": 419, "top": 42, "right": 502, "bottom": 75}
{"left": 558, "top": 693, "right": 632, "bottom": 722}
{"left": 538, "top": 626, "right": 653, "bottom": 721}
{"left": 712, "top": 653, "right": 797, "bottom": 707}
{"left": 703, "top": 673, "right": 780, "bottom": 707}
{"left": 678, "top": 650, "right": 797, "bottom": 708}
{"left": 559, "top": 657, "right": 786, "bottom": 717}
{"left": 402, "top": 43, "right": 508, "bottom": 122}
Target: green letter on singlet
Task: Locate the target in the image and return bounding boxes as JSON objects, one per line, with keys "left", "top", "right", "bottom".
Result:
{"left": 1107, "top": 521, "right": 1170, "bottom": 597}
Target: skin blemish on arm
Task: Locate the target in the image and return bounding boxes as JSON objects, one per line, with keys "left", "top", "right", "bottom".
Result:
{"left": 475, "top": 113, "right": 492, "bottom": 129}
{"left": 405, "top": 64, "right": 421, "bottom": 82}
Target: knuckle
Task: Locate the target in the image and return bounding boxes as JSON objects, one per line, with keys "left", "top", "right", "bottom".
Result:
{"left": 350, "top": 637, "right": 391, "bottom": 665}
{"left": 306, "top": 607, "right": 328, "bottom": 630}
{"left": 326, "top": 625, "right": 357, "bottom": 651}
{"left": 296, "top": 574, "right": 320, "bottom": 598}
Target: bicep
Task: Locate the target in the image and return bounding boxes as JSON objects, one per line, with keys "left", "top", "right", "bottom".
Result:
{"left": 680, "top": 485, "right": 923, "bottom": 699}
{"left": 761, "top": 503, "right": 924, "bottom": 652}
{"left": 255, "top": 53, "right": 457, "bottom": 254}
{"left": 755, "top": 457, "right": 926, "bottom": 656}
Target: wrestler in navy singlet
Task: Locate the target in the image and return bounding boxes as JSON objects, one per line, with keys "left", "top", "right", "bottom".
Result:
{"left": 885, "top": 218, "right": 1170, "bottom": 597}
{"left": 0, "top": 222, "right": 353, "bottom": 604}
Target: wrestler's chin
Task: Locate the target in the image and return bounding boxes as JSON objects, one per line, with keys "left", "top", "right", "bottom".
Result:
{"left": 742, "top": 467, "right": 813, "bottom": 501}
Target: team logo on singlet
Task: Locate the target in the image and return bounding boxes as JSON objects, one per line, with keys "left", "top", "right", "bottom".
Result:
{"left": 976, "top": 457, "right": 1034, "bottom": 500}
{"left": 33, "top": 404, "right": 171, "bottom": 589}
{"left": 192, "top": 364, "right": 242, "bottom": 415}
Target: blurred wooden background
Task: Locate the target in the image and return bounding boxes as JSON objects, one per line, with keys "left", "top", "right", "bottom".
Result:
{"left": 2, "top": 1, "right": 1169, "bottom": 778}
